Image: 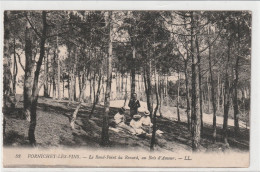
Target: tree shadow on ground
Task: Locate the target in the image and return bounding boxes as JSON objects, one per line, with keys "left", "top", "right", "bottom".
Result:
{"left": 3, "top": 107, "right": 24, "bottom": 119}
{"left": 3, "top": 97, "right": 250, "bottom": 152}
{"left": 201, "top": 123, "right": 249, "bottom": 151}
{"left": 4, "top": 130, "right": 29, "bottom": 147}
{"left": 65, "top": 105, "right": 193, "bottom": 151}
{"left": 157, "top": 117, "right": 192, "bottom": 146}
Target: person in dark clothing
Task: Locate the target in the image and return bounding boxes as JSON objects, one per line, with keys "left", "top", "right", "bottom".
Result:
{"left": 128, "top": 93, "right": 140, "bottom": 118}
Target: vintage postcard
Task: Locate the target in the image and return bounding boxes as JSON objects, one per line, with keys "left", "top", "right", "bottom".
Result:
{"left": 1, "top": 1, "right": 258, "bottom": 170}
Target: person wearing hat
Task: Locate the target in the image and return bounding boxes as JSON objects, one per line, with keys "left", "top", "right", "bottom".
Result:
{"left": 140, "top": 110, "right": 153, "bottom": 134}
{"left": 114, "top": 107, "right": 135, "bottom": 133}
{"left": 128, "top": 93, "right": 141, "bottom": 118}
{"left": 130, "top": 114, "right": 145, "bottom": 136}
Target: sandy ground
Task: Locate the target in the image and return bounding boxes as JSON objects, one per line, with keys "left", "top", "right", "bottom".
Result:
{"left": 101, "top": 100, "right": 249, "bottom": 129}
{"left": 4, "top": 97, "right": 249, "bottom": 152}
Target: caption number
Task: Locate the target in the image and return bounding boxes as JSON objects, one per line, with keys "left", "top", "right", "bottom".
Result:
{"left": 15, "top": 154, "right": 21, "bottom": 158}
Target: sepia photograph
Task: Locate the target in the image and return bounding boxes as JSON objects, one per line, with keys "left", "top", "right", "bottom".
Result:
{"left": 1, "top": 3, "right": 255, "bottom": 168}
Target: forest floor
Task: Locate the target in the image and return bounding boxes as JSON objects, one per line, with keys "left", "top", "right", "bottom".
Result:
{"left": 3, "top": 97, "right": 249, "bottom": 153}
{"left": 102, "top": 100, "right": 249, "bottom": 129}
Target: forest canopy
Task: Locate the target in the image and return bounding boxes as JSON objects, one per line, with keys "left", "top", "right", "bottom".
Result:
{"left": 3, "top": 11, "right": 251, "bottom": 151}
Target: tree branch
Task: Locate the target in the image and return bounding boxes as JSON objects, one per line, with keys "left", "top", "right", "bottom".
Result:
{"left": 16, "top": 52, "right": 25, "bottom": 72}
{"left": 160, "top": 13, "right": 191, "bottom": 27}
{"left": 199, "top": 29, "right": 222, "bottom": 54}
{"left": 25, "top": 14, "right": 42, "bottom": 39}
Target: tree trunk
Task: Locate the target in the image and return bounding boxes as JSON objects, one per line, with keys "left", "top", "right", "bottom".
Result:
{"left": 69, "top": 49, "right": 77, "bottom": 103}
{"left": 90, "top": 71, "right": 102, "bottom": 118}
{"left": 74, "top": 78, "right": 76, "bottom": 101}
{"left": 233, "top": 22, "right": 240, "bottom": 135}
{"left": 121, "top": 73, "right": 124, "bottom": 93}
{"left": 101, "top": 76, "right": 105, "bottom": 102}
{"left": 93, "top": 73, "right": 96, "bottom": 104}
{"left": 190, "top": 12, "right": 201, "bottom": 151}
{"left": 101, "top": 12, "right": 112, "bottom": 146}
{"left": 150, "top": 68, "right": 159, "bottom": 151}
{"left": 12, "top": 38, "right": 18, "bottom": 96}
{"left": 28, "top": 11, "right": 47, "bottom": 146}
{"left": 63, "top": 75, "right": 65, "bottom": 98}
{"left": 57, "top": 58, "right": 60, "bottom": 100}
{"left": 138, "top": 73, "right": 141, "bottom": 93}
{"left": 147, "top": 59, "right": 153, "bottom": 117}
{"left": 177, "top": 70, "right": 181, "bottom": 122}
{"left": 124, "top": 73, "right": 128, "bottom": 106}
{"left": 52, "top": 50, "right": 56, "bottom": 99}
{"left": 28, "top": 98, "right": 37, "bottom": 146}
{"left": 48, "top": 78, "right": 52, "bottom": 96}
{"left": 116, "top": 71, "right": 120, "bottom": 97}
{"left": 217, "top": 73, "right": 220, "bottom": 111}
{"left": 208, "top": 43, "right": 217, "bottom": 143}
{"left": 144, "top": 60, "right": 153, "bottom": 118}
{"left": 158, "top": 74, "right": 163, "bottom": 117}
{"left": 52, "top": 75, "right": 56, "bottom": 99}
{"left": 143, "top": 68, "right": 148, "bottom": 102}
{"left": 82, "top": 73, "right": 86, "bottom": 100}
{"left": 57, "top": 37, "right": 60, "bottom": 100}
{"left": 70, "top": 77, "right": 87, "bottom": 129}
{"left": 115, "top": 71, "right": 118, "bottom": 97}
{"left": 44, "top": 50, "right": 49, "bottom": 97}
{"left": 223, "top": 39, "right": 231, "bottom": 147}
{"left": 89, "top": 73, "right": 92, "bottom": 102}
{"left": 119, "top": 71, "right": 121, "bottom": 94}
{"left": 166, "top": 75, "right": 169, "bottom": 107}
{"left": 67, "top": 77, "right": 70, "bottom": 99}
{"left": 195, "top": 36, "right": 203, "bottom": 135}
{"left": 69, "top": 73, "right": 73, "bottom": 102}
{"left": 130, "top": 46, "right": 136, "bottom": 98}
{"left": 78, "top": 73, "right": 82, "bottom": 98}
{"left": 4, "top": 11, "right": 13, "bottom": 107}
{"left": 207, "top": 75, "right": 211, "bottom": 113}
{"left": 3, "top": 11, "right": 12, "bottom": 139}
{"left": 184, "top": 60, "right": 191, "bottom": 130}
{"left": 24, "top": 17, "right": 34, "bottom": 122}
{"left": 222, "top": 82, "right": 224, "bottom": 109}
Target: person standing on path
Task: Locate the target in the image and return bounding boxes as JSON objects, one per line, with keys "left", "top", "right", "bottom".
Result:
{"left": 128, "top": 93, "right": 140, "bottom": 118}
